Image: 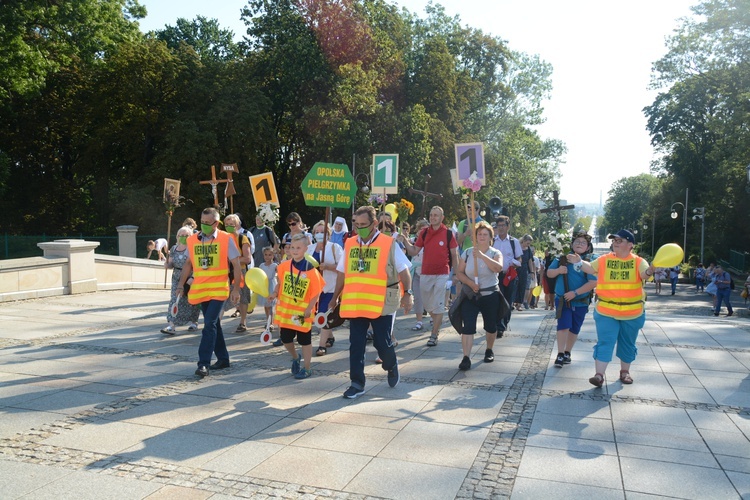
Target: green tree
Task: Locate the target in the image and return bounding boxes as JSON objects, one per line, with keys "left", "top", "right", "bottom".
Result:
{"left": 645, "top": 0, "right": 750, "bottom": 258}
{"left": 0, "top": 0, "right": 145, "bottom": 101}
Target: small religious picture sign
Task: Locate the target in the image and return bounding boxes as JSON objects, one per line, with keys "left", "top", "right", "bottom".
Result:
{"left": 163, "top": 178, "right": 181, "bottom": 206}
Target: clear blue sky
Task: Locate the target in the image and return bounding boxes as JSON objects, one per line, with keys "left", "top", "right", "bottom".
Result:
{"left": 138, "top": 0, "right": 696, "bottom": 205}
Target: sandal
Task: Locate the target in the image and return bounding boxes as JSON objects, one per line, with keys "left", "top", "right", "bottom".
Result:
{"left": 316, "top": 346, "right": 327, "bottom": 356}
{"left": 619, "top": 371, "right": 633, "bottom": 384}
{"left": 589, "top": 373, "right": 604, "bottom": 388}
{"left": 230, "top": 311, "right": 240, "bottom": 318}
{"left": 160, "top": 326, "right": 175, "bottom": 335}
{"left": 325, "top": 336, "right": 335, "bottom": 348}
{"left": 426, "top": 335, "right": 438, "bottom": 347}
{"left": 411, "top": 321, "right": 423, "bottom": 331}
{"left": 235, "top": 324, "right": 247, "bottom": 333}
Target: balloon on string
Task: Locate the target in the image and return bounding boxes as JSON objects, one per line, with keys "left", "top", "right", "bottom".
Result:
{"left": 245, "top": 268, "right": 269, "bottom": 297}
{"left": 652, "top": 243, "right": 684, "bottom": 268}
{"left": 532, "top": 285, "right": 542, "bottom": 297}
{"left": 384, "top": 203, "right": 398, "bottom": 223}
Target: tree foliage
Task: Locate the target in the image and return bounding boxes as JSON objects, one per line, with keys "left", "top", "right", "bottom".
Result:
{"left": 0, "top": 0, "right": 564, "bottom": 237}
{"left": 645, "top": 0, "right": 750, "bottom": 260}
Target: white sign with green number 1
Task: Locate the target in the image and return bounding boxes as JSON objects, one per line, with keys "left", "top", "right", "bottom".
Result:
{"left": 371, "top": 154, "right": 399, "bottom": 194}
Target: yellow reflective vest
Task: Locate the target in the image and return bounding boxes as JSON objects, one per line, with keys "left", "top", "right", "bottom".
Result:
{"left": 594, "top": 253, "right": 645, "bottom": 319}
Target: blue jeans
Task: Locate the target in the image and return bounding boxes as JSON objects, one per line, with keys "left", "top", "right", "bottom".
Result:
{"left": 715, "top": 288, "right": 733, "bottom": 315}
{"left": 670, "top": 276, "right": 678, "bottom": 294}
{"left": 198, "top": 299, "right": 229, "bottom": 367}
{"left": 348, "top": 315, "right": 397, "bottom": 390}
{"left": 497, "top": 273, "right": 518, "bottom": 333}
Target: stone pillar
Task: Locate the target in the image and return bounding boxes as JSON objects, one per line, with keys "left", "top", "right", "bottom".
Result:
{"left": 38, "top": 239, "right": 100, "bottom": 294}
{"left": 116, "top": 225, "right": 139, "bottom": 258}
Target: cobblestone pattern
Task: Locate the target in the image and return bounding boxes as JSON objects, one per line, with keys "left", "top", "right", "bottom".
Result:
{"left": 3, "top": 305, "right": 749, "bottom": 499}
{"left": 456, "top": 315, "right": 558, "bottom": 500}
{"left": 539, "top": 389, "right": 750, "bottom": 416}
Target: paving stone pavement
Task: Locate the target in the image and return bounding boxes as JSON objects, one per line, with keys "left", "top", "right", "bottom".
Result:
{"left": 0, "top": 283, "right": 748, "bottom": 499}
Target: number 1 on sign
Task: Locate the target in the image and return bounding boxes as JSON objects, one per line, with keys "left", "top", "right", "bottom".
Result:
{"left": 459, "top": 149, "right": 476, "bottom": 175}
{"left": 377, "top": 158, "right": 393, "bottom": 184}
{"left": 454, "top": 143, "right": 485, "bottom": 183}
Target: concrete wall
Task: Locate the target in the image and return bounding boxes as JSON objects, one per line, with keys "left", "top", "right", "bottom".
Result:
{"left": 0, "top": 239, "right": 171, "bottom": 303}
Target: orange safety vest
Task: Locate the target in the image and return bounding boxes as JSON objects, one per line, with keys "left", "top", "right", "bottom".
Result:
{"left": 274, "top": 259, "right": 324, "bottom": 332}
{"left": 340, "top": 233, "right": 393, "bottom": 319}
{"left": 594, "top": 253, "right": 644, "bottom": 319}
{"left": 186, "top": 230, "right": 232, "bottom": 305}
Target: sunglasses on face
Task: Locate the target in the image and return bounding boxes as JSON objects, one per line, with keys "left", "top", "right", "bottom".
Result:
{"left": 287, "top": 221, "right": 297, "bottom": 226}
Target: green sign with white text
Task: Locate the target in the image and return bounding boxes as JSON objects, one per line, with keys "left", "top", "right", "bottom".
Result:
{"left": 301, "top": 162, "right": 357, "bottom": 208}
{"left": 371, "top": 154, "right": 399, "bottom": 194}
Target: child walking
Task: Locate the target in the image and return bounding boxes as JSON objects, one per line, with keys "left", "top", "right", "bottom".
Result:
{"left": 257, "top": 247, "right": 280, "bottom": 343}
{"left": 269, "top": 234, "right": 324, "bottom": 379}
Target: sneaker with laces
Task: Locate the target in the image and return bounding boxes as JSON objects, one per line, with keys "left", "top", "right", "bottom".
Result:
{"left": 291, "top": 356, "right": 300, "bottom": 375}
{"left": 343, "top": 386, "right": 365, "bottom": 399}
{"left": 459, "top": 356, "right": 471, "bottom": 371}
{"left": 387, "top": 362, "right": 399, "bottom": 387}
{"left": 554, "top": 353, "right": 565, "bottom": 367}
{"left": 295, "top": 367, "right": 312, "bottom": 379}
{"left": 484, "top": 349, "right": 494, "bottom": 363}
{"left": 563, "top": 352, "right": 571, "bottom": 364}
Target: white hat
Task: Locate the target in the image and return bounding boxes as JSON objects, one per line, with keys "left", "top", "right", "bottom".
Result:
{"left": 333, "top": 216, "right": 348, "bottom": 233}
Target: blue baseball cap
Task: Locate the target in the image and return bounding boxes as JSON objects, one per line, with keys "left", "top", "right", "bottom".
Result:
{"left": 608, "top": 229, "right": 635, "bottom": 244}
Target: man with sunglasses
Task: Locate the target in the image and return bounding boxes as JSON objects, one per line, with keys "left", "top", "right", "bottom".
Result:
{"left": 176, "top": 207, "right": 242, "bottom": 378}
{"left": 331, "top": 206, "right": 413, "bottom": 399}
{"left": 566, "top": 229, "right": 654, "bottom": 388}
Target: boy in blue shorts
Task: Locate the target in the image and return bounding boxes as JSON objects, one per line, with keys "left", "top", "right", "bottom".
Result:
{"left": 546, "top": 232, "right": 598, "bottom": 367}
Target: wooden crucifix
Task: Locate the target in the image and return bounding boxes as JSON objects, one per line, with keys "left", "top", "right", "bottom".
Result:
{"left": 540, "top": 190, "right": 575, "bottom": 229}
{"left": 199, "top": 165, "right": 227, "bottom": 209}
{"left": 408, "top": 174, "right": 443, "bottom": 218}
{"left": 220, "top": 163, "right": 239, "bottom": 214}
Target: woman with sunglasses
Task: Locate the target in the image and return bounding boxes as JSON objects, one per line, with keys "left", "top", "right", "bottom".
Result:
{"left": 282, "top": 212, "right": 313, "bottom": 247}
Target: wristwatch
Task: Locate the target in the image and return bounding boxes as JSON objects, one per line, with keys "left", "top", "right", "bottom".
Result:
{"left": 405, "top": 289, "right": 414, "bottom": 296}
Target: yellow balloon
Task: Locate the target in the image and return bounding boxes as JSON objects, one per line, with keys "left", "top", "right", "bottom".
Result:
{"left": 532, "top": 285, "right": 542, "bottom": 297}
{"left": 304, "top": 253, "right": 319, "bottom": 268}
{"left": 652, "top": 243, "right": 684, "bottom": 268}
{"left": 245, "top": 267, "right": 269, "bottom": 297}
{"left": 384, "top": 203, "right": 398, "bottom": 223}
{"left": 248, "top": 291, "right": 258, "bottom": 311}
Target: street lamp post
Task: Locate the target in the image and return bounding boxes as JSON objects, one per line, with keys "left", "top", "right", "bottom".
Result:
{"left": 693, "top": 207, "right": 705, "bottom": 263}
{"left": 670, "top": 188, "right": 689, "bottom": 263}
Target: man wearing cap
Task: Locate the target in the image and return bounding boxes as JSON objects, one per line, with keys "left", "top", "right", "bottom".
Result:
{"left": 566, "top": 229, "right": 654, "bottom": 387}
